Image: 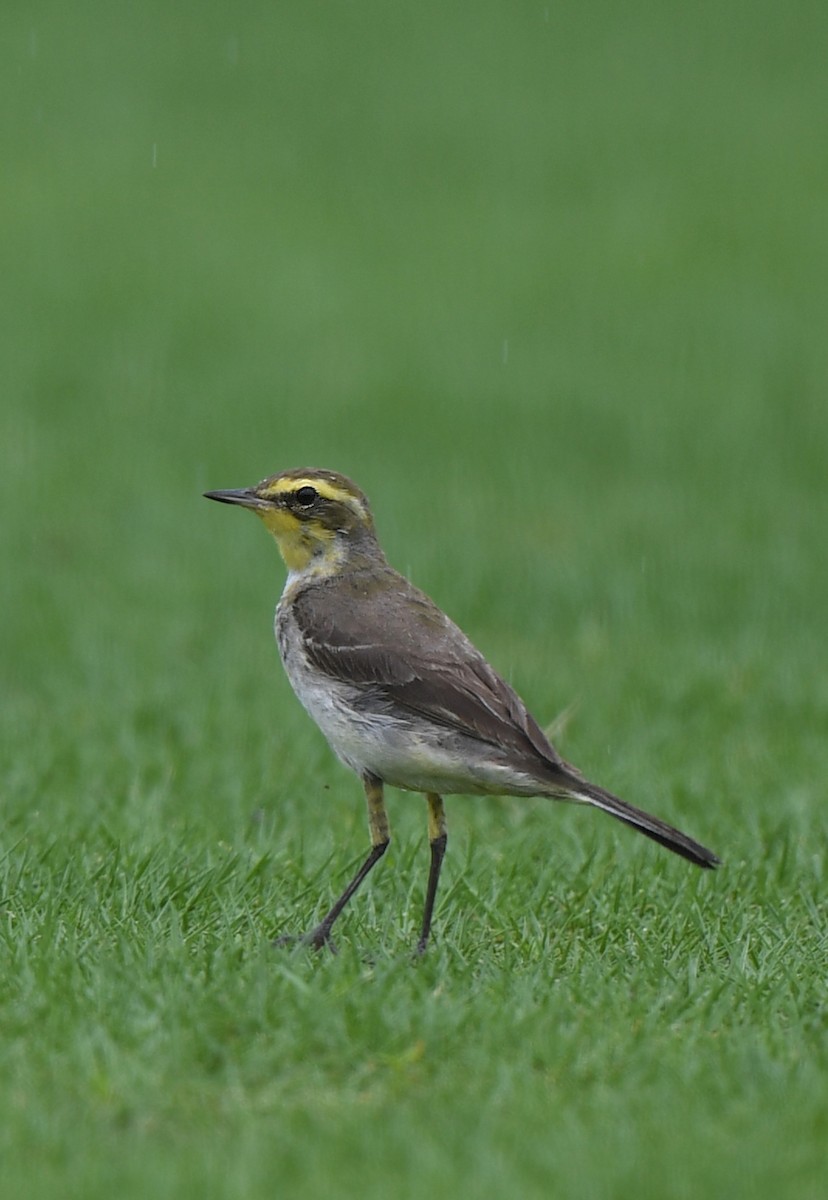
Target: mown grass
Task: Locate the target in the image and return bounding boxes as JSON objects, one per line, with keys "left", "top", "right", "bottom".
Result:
{"left": 2, "top": 1, "right": 827, "bottom": 1197}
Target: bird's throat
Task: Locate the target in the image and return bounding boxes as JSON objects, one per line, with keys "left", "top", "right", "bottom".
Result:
{"left": 255, "top": 507, "right": 343, "bottom": 578}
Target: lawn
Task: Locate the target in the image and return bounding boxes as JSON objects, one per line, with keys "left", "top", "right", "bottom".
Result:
{"left": 2, "top": 2, "right": 827, "bottom": 1197}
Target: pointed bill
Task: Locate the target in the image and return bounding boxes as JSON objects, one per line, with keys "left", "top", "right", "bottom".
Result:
{"left": 203, "top": 488, "right": 269, "bottom": 510}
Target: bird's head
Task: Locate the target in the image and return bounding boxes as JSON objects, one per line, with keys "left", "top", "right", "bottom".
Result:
{"left": 205, "top": 468, "right": 382, "bottom": 576}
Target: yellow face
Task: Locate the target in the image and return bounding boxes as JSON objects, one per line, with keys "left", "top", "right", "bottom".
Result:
{"left": 205, "top": 468, "right": 375, "bottom": 574}
{"left": 254, "top": 475, "right": 343, "bottom": 572}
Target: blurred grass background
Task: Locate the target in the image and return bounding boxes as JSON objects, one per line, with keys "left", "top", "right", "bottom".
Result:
{"left": 1, "top": 2, "right": 827, "bottom": 1197}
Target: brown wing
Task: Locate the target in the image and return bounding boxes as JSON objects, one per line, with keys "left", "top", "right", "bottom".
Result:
{"left": 291, "top": 568, "right": 567, "bottom": 774}
{"left": 291, "top": 569, "right": 721, "bottom": 868}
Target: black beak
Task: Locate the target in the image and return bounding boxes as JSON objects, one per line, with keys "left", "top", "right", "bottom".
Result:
{"left": 203, "top": 488, "right": 268, "bottom": 510}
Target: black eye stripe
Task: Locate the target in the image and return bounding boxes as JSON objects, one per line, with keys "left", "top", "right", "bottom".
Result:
{"left": 294, "top": 485, "right": 319, "bottom": 507}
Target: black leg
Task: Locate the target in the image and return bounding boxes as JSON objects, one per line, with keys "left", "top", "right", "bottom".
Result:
{"left": 303, "top": 839, "right": 389, "bottom": 950}
{"left": 417, "top": 793, "right": 447, "bottom": 954}
{"left": 276, "top": 773, "right": 390, "bottom": 953}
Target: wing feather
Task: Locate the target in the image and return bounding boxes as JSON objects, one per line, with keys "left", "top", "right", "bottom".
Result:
{"left": 291, "top": 570, "right": 566, "bottom": 774}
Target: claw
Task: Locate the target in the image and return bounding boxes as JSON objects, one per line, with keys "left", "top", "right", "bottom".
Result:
{"left": 273, "top": 929, "right": 338, "bottom": 954}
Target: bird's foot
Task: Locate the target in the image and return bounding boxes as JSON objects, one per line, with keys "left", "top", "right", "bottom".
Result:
{"left": 273, "top": 926, "right": 338, "bottom": 954}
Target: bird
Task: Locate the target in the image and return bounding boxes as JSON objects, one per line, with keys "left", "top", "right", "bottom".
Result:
{"left": 205, "top": 467, "right": 719, "bottom": 953}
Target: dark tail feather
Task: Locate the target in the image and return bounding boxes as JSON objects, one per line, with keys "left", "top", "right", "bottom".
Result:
{"left": 568, "top": 778, "right": 720, "bottom": 869}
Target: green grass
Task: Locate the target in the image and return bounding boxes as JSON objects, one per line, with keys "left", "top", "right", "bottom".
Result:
{"left": 2, "top": 1, "right": 827, "bottom": 1196}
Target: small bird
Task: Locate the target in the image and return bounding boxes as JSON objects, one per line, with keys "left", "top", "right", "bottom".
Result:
{"left": 205, "top": 468, "right": 718, "bottom": 953}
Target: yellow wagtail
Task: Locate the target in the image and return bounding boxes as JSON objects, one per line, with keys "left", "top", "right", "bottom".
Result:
{"left": 206, "top": 468, "right": 718, "bottom": 952}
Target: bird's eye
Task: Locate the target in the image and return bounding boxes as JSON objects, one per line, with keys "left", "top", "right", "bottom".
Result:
{"left": 294, "top": 485, "right": 318, "bottom": 507}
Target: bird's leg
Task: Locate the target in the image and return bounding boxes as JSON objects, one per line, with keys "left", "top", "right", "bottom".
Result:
{"left": 292, "top": 773, "right": 390, "bottom": 952}
{"left": 417, "top": 793, "right": 447, "bottom": 955}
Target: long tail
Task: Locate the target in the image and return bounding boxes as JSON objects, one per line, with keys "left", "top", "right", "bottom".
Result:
{"left": 565, "top": 777, "right": 720, "bottom": 869}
